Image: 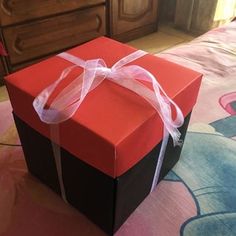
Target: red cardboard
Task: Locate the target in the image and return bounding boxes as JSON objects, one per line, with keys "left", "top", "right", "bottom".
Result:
{"left": 5, "top": 37, "right": 202, "bottom": 177}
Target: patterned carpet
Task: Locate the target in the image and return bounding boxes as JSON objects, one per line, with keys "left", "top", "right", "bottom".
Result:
{"left": 0, "top": 21, "right": 236, "bottom": 236}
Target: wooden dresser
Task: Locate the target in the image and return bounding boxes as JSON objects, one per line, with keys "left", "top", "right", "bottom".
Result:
{"left": 0, "top": 0, "right": 158, "bottom": 84}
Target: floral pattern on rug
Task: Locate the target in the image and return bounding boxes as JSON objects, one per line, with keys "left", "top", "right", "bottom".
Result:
{"left": 1, "top": 21, "right": 236, "bottom": 236}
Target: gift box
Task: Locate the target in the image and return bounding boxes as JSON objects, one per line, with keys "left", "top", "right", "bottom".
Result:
{"left": 5, "top": 37, "right": 202, "bottom": 235}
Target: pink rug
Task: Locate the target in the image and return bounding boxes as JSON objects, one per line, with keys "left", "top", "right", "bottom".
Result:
{"left": 0, "top": 99, "right": 197, "bottom": 236}
{"left": 1, "top": 21, "right": 236, "bottom": 236}
{"left": 1, "top": 80, "right": 236, "bottom": 236}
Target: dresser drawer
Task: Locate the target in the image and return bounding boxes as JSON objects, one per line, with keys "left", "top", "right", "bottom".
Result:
{"left": 3, "top": 6, "right": 106, "bottom": 65}
{"left": 0, "top": 0, "right": 105, "bottom": 26}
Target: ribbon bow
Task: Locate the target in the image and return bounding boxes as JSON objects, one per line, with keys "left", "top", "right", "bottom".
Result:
{"left": 33, "top": 50, "right": 184, "bottom": 200}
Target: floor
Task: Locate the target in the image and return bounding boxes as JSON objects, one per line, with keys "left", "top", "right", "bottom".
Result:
{"left": 0, "top": 24, "right": 194, "bottom": 102}
{"left": 128, "top": 23, "right": 194, "bottom": 53}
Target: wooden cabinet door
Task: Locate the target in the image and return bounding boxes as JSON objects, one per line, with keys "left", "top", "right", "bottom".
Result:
{"left": 109, "top": 0, "right": 158, "bottom": 40}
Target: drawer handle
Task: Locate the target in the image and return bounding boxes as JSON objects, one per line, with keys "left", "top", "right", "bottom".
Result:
{"left": 13, "top": 37, "right": 23, "bottom": 55}
{"left": 1, "top": 0, "right": 12, "bottom": 16}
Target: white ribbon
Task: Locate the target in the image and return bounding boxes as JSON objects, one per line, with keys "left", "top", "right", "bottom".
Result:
{"left": 33, "top": 50, "right": 184, "bottom": 201}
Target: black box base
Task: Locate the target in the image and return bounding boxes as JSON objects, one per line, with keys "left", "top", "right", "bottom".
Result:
{"left": 14, "top": 112, "right": 191, "bottom": 235}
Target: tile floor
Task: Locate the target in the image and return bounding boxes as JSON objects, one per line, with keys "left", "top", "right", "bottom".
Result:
{"left": 0, "top": 24, "right": 194, "bottom": 102}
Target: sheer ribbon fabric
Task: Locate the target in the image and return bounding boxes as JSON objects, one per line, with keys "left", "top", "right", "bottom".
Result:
{"left": 33, "top": 51, "right": 184, "bottom": 201}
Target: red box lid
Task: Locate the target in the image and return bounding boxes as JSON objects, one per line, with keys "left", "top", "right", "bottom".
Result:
{"left": 5, "top": 37, "right": 202, "bottom": 178}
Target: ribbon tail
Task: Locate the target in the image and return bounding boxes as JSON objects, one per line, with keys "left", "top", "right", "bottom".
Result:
{"left": 110, "top": 65, "right": 184, "bottom": 192}
{"left": 150, "top": 127, "right": 169, "bottom": 192}
{"left": 50, "top": 125, "right": 68, "bottom": 204}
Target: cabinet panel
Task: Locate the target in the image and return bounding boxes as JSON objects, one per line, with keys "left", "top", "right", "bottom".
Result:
{"left": 3, "top": 6, "right": 106, "bottom": 65}
{"left": 110, "top": 0, "right": 158, "bottom": 36}
{"left": 121, "top": 0, "right": 150, "bottom": 19}
{"left": 0, "top": 0, "right": 105, "bottom": 26}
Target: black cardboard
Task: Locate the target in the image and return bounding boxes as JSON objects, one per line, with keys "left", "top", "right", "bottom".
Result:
{"left": 14, "top": 112, "right": 191, "bottom": 235}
